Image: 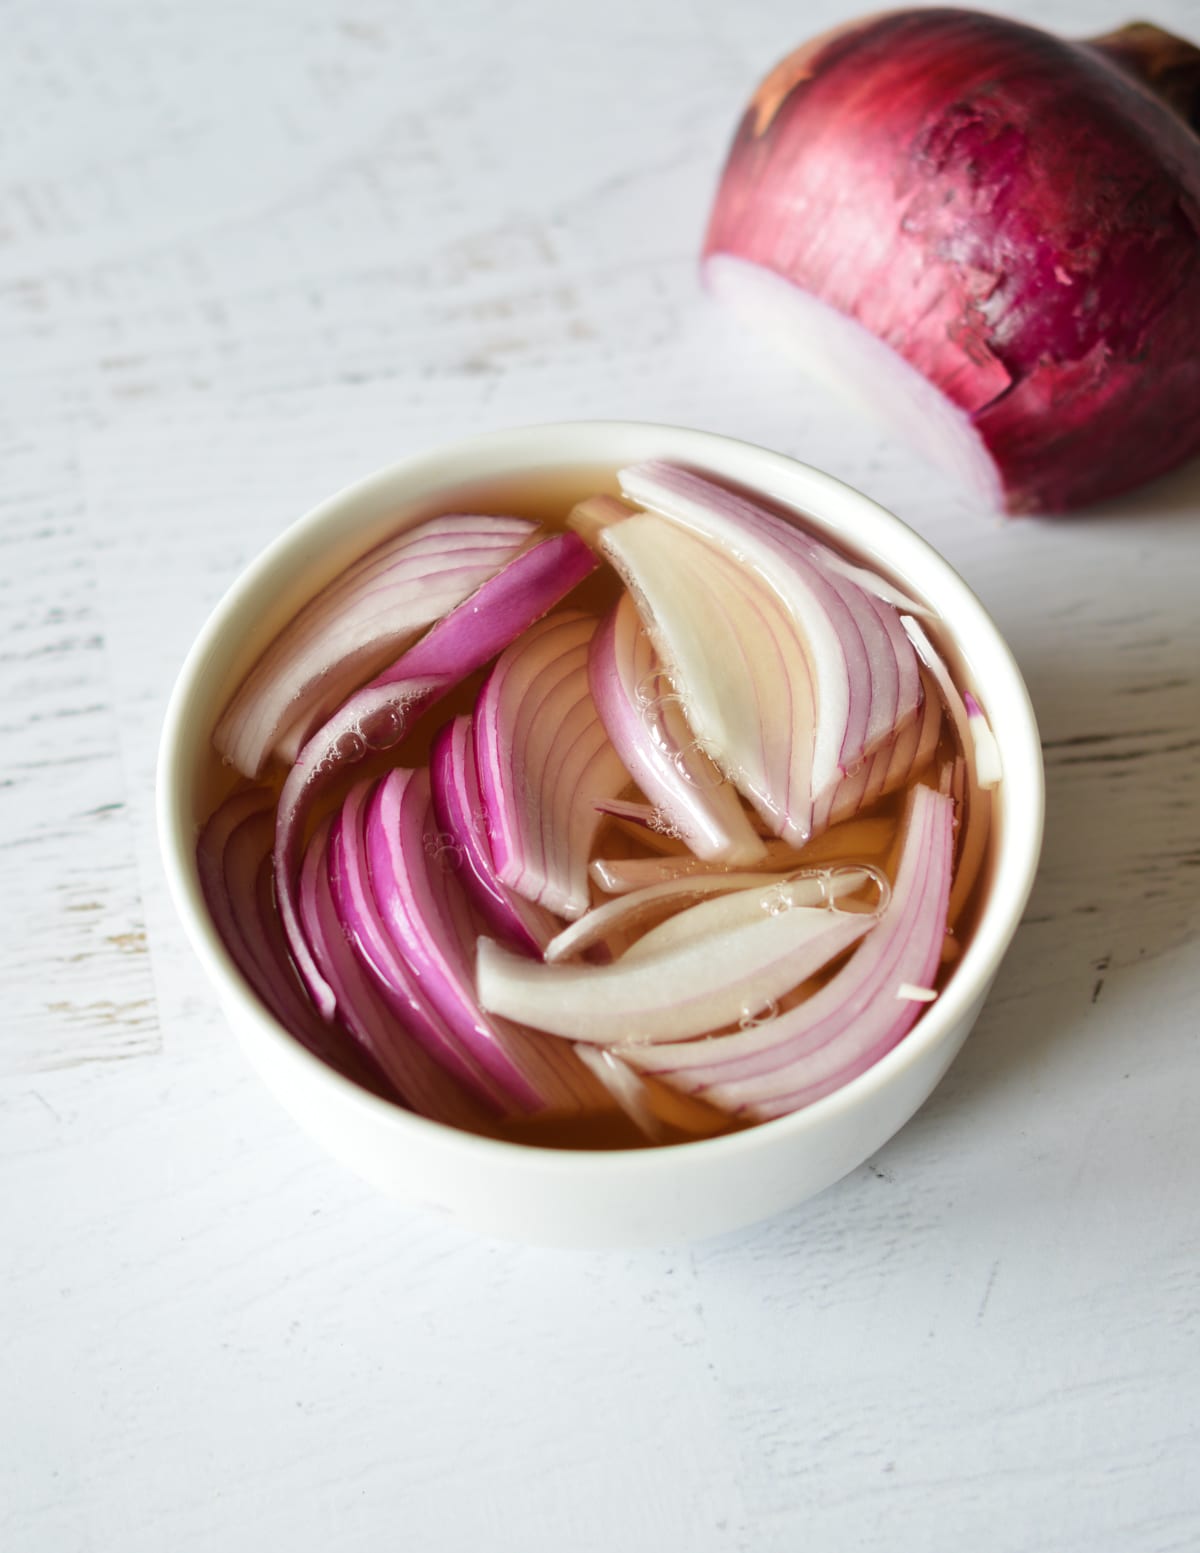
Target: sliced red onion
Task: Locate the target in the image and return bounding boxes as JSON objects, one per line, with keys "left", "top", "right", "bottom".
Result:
{"left": 572, "top": 1045, "right": 669, "bottom": 1142}
{"left": 900, "top": 616, "right": 998, "bottom": 930}
{"left": 566, "top": 493, "right": 636, "bottom": 547}
{"left": 593, "top": 804, "right": 696, "bottom": 858}
{"left": 619, "top": 867, "right": 878, "bottom": 965}
{"left": 963, "top": 692, "right": 1003, "bottom": 789}
{"left": 587, "top": 815, "right": 893, "bottom": 895}
{"left": 215, "top": 514, "right": 537, "bottom": 778}
{"left": 429, "top": 716, "right": 560, "bottom": 956}
{"left": 592, "top": 796, "right": 673, "bottom": 828}
{"left": 298, "top": 815, "right": 496, "bottom": 1126}
{"left": 274, "top": 533, "right": 597, "bottom": 1017}
{"left": 815, "top": 668, "right": 942, "bottom": 832}
{"left": 838, "top": 580, "right": 899, "bottom": 757}
{"left": 476, "top": 880, "right": 873, "bottom": 1046}
{"left": 902, "top": 618, "right": 1001, "bottom": 789}
{"left": 589, "top": 856, "right": 724, "bottom": 894}
{"left": 197, "top": 789, "right": 341, "bottom": 1054}
{"left": 803, "top": 540, "right": 933, "bottom": 619}
{"left": 367, "top": 767, "right": 604, "bottom": 1114}
{"left": 896, "top": 983, "right": 938, "bottom": 1003}
{"left": 621, "top": 785, "right": 954, "bottom": 1118}
{"left": 543, "top": 869, "right": 805, "bottom": 963}
{"left": 326, "top": 778, "right": 517, "bottom": 1111}
{"left": 474, "top": 611, "right": 629, "bottom": 920}
{"left": 614, "top": 483, "right": 850, "bottom": 798}
{"left": 573, "top": 1045, "right": 735, "bottom": 1142}
{"left": 588, "top": 592, "right": 766, "bottom": 864}
{"left": 616, "top": 461, "right": 922, "bottom": 787}
{"left": 602, "top": 514, "right": 819, "bottom": 843}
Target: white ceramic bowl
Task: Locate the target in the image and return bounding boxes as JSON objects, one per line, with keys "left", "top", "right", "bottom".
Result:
{"left": 158, "top": 422, "right": 1043, "bottom": 1246}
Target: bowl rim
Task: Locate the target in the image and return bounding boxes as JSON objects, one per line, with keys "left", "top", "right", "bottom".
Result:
{"left": 157, "top": 418, "right": 1044, "bottom": 1173}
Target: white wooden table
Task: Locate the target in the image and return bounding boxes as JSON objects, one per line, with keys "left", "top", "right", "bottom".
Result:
{"left": 3, "top": 2, "right": 1198, "bottom": 1548}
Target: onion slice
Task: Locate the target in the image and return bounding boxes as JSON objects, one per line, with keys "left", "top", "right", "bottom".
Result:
{"left": 215, "top": 514, "right": 537, "bottom": 778}
{"left": 602, "top": 513, "right": 820, "bottom": 843}
{"left": 299, "top": 815, "right": 496, "bottom": 1126}
{"left": 327, "top": 779, "right": 519, "bottom": 1111}
{"left": 274, "top": 532, "right": 596, "bottom": 1016}
{"left": 430, "top": 715, "right": 560, "bottom": 956}
{"left": 963, "top": 692, "right": 1003, "bottom": 790}
{"left": 588, "top": 593, "right": 766, "bottom": 864}
{"left": 619, "top": 868, "right": 878, "bottom": 964}
{"left": 616, "top": 461, "right": 922, "bottom": 786}
{"left": 588, "top": 815, "right": 894, "bottom": 894}
{"left": 901, "top": 617, "right": 998, "bottom": 928}
{"left": 572, "top": 1045, "right": 669, "bottom": 1142}
{"left": 621, "top": 784, "right": 954, "bottom": 1118}
{"left": 476, "top": 881, "right": 873, "bottom": 1046}
{"left": 814, "top": 668, "right": 942, "bottom": 832}
{"left": 543, "top": 869, "right": 807, "bottom": 963}
{"left": 474, "top": 611, "right": 629, "bottom": 920}
{"left": 367, "top": 767, "right": 603, "bottom": 1115}
{"left": 197, "top": 790, "right": 351, "bottom": 1067}
{"left": 902, "top": 618, "right": 1001, "bottom": 790}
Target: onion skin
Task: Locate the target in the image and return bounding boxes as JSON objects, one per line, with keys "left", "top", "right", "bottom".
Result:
{"left": 705, "top": 10, "right": 1200, "bottom": 513}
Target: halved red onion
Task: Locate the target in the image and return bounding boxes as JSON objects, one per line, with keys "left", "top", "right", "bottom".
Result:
{"left": 215, "top": 514, "right": 537, "bottom": 779}
{"left": 705, "top": 257, "right": 1005, "bottom": 507}
{"left": 622, "top": 784, "right": 954, "bottom": 1118}
{"left": 703, "top": 12, "right": 1200, "bottom": 513}
{"left": 274, "top": 533, "right": 597, "bottom": 1017}
{"left": 367, "top": 767, "right": 604, "bottom": 1114}
{"left": 476, "top": 879, "right": 873, "bottom": 1046}
{"left": 429, "top": 715, "right": 560, "bottom": 956}
{"left": 474, "top": 611, "right": 629, "bottom": 920}
{"left": 588, "top": 592, "right": 766, "bottom": 864}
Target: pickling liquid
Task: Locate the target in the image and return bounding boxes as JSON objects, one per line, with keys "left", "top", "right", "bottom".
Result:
{"left": 200, "top": 464, "right": 994, "bottom": 1150}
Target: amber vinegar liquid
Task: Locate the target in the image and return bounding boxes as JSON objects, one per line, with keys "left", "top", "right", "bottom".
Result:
{"left": 201, "top": 464, "right": 994, "bottom": 1150}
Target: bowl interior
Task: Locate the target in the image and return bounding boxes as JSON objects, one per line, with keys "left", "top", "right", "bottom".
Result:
{"left": 158, "top": 420, "right": 1044, "bottom": 1175}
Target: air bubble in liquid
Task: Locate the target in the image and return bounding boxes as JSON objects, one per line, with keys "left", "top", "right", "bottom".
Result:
{"left": 828, "top": 863, "right": 891, "bottom": 917}
{"left": 672, "top": 741, "right": 726, "bottom": 790}
{"left": 360, "top": 705, "right": 404, "bottom": 750}
{"left": 639, "top": 693, "right": 684, "bottom": 741}
{"left": 647, "top": 807, "right": 684, "bottom": 841}
{"left": 335, "top": 730, "right": 366, "bottom": 762}
{"left": 738, "top": 998, "right": 778, "bottom": 1030}
{"left": 423, "top": 830, "right": 461, "bottom": 871}
{"left": 634, "top": 673, "right": 663, "bottom": 710}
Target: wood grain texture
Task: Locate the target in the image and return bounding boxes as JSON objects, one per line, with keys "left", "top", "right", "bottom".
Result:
{"left": 2, "top": 0, "right": 1198, "bottom": 1549}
